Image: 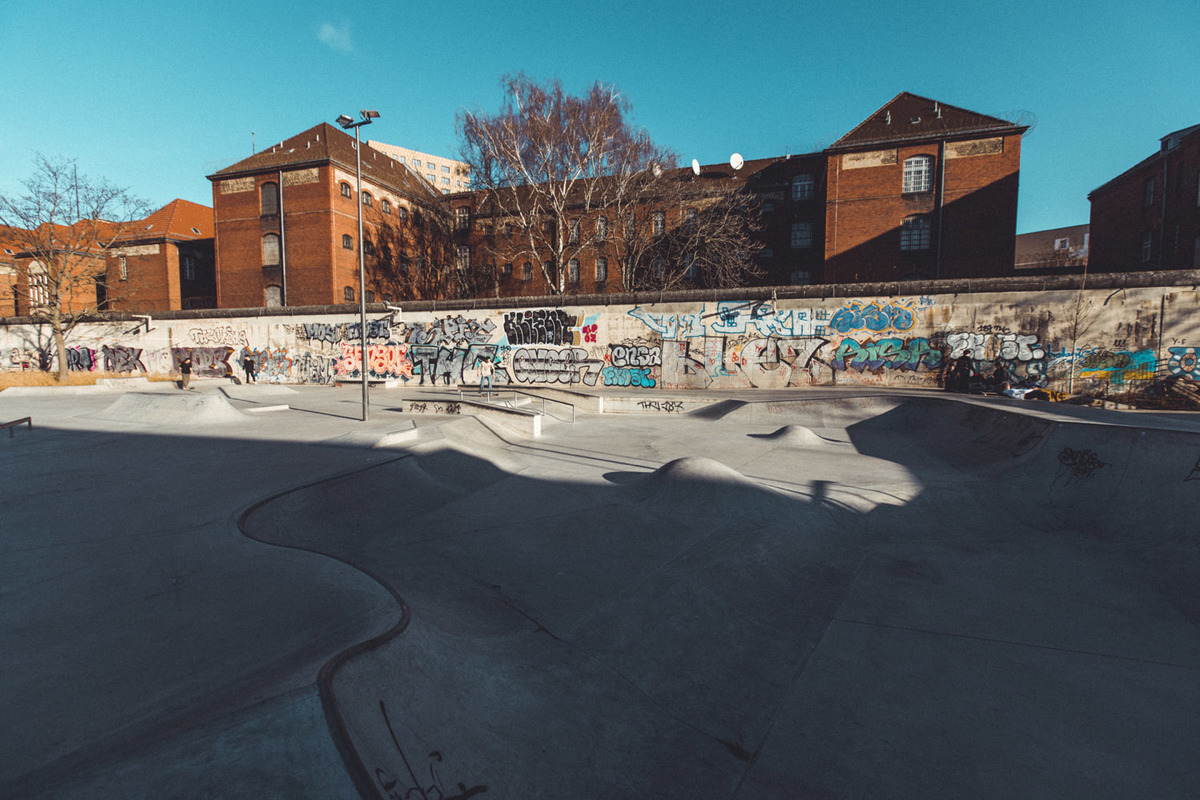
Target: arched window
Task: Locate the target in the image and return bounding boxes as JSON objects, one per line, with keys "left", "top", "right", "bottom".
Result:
{"left": 569, "top": 218, "right": 580, "bottom": 244}
{"left": 900, "top": 215, "right": 931, "bottom": 250}
{"left": 342, "top": 234, "right": 353, "bottom": 249}
{"left": 398, "top": 206, "right": 409, "bottom": 221}
{"left": 262, "top": 233, "right": 281, "bottom": 266}
{"left": 568, "top": 258, "right": 580, "bottom": 284}
{"left": 902, "top": 156, "right": 933, "bottom": 194}
{"left": 264, "top": 285, "right": 282, "bottom": 308}
{"left": 340, "top": 182, "right": 353, "bottom": 198}
{"left": 596, "top": 256, "right": 608, "bottom": 283}
{"left": 362, "top": 192, "right": 373, "bottom": 207}
{"left": 596, "top": 216, "right": 608, "bottom": 241}
{"left": 652, "top": 211, "right": 665, "bottom": 236}
{"left": 381, "top": 198, "right": 391, "bottom": 214}
{"left": 522, "top": 261, "right": 533, "bottom": 281}
{"left": 343, "top": 286, "right": 355, "bottom": 302}
{"left": 791, "top": 174, "right": 814, "bottom": 200}
{"left": 260, "top": 182, "right": 279, "bottom": 216}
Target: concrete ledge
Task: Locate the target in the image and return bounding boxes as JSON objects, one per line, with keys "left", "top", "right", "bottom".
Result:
{"left": 243, "top": 404, "right": 290, "bottom": 414}
{"left": 601, "top": 395, "right": 724, "bottom": 415}
{"left": 516, "top": 387, "right": 604, "bottom": 414}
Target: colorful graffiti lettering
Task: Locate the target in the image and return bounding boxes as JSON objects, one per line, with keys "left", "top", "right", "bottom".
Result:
{"left": 602, "top": 366, "right": 656, "bottom": 387}
{"left": 239, "top": 347, "right": 294, "bottom": 382}
{"left": 1077, "top": 348, "right": 1157, "bottom": 385}
{"left": 66, "top": 346, "right": 97, "bottom": 371}
{"left": 1167, "top": 347, "right": 1200, "bottom": 381}
{"left": 335, "top": 342, "right": 414, "bottom": 380}
{"left": 711, "top": 302, "right": 797, "bottom": 336}
{"left": 833, "top": 337, "right": 941, "bottom": 372}
{"left": 830, "top": 301, "right": 916, "bottom": 333}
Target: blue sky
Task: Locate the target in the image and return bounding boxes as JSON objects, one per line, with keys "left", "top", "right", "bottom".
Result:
{"left": 2, "top": 0, "right": 1196, "bottom": 233}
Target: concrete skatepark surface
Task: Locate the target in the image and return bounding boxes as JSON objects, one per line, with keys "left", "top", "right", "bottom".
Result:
{"left": 2, "top": 380, "right": 1199, "bottom": 798}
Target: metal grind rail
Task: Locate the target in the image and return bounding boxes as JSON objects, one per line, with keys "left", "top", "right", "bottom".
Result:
{"left": 458, "top": 388, "right": 575, "bottom": 423}
{"left": 2, "top": 417, "right": 32, "bottom": 438}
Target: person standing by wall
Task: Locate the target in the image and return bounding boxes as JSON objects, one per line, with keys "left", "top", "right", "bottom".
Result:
{"left": 179, "top": 354, "right": 193, "bottom": 390}
{"left": 242, "top": 353, "right": 257, "bottom": 384}
{"left": 478, "top": 356, "right": 494, "bottom": 394}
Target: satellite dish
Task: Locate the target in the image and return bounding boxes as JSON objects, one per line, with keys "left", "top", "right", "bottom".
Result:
{"left": 691, "top": 158, "right": 701, "bottom": 176}
{"left": 730, "top": 153, "right": 744, "bottom": 170}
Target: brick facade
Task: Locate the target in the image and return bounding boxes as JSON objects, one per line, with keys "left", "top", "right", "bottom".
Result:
{"left": 209, "top": 123, "right": 442, "bottom": 308}
{"left": 1089, "top": 125, "right": 1200, "bottom": 273}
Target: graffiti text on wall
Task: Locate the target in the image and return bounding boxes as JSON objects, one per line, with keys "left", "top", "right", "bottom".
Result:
{"left": 833, "top": 337, "right": 941, "bottom": 373}
{"left": 830, "top": 300, "right": 917, "bottom": 333}
{"left": 504, "top": 309, "right": 577, "bottom": 346}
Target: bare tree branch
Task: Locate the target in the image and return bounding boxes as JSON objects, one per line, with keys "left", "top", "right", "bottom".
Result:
{"left": 0, "top": 155, "right": 149, "bottom": 378}
{"left": 457, "top": 73, "right": 760, "bottom": 295}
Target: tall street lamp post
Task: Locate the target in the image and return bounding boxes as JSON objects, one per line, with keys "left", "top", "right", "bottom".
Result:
{"left": 336, "top": 110, "right": 379, "bottom": 421}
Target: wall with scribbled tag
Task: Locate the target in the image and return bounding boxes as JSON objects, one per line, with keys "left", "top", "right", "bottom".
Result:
{"left": 4, "top": 285, "right": 1198, "bottom": 397}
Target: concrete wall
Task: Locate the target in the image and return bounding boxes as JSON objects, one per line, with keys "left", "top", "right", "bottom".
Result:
{"left": 3, "top": 283, "right": 1199, "bottom": 396}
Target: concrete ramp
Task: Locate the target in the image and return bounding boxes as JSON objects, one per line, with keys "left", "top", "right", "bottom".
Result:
{"left": 93, "top": 392, "right": 247, "bottom": 425}
{"left": 754, "top": 424, "right": 830, "bottom": 447}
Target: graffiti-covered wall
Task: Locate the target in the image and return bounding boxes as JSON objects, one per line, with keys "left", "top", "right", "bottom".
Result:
{"left": 3, "top": 285, "right": 1199, "bottom": 395}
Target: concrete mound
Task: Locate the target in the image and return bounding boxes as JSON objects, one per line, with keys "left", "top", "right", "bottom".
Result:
{"left": 642, "top": 456, "right": 759, "bottom": 490}
{"left": 94, "top": 392, "right": 246, "bottom": 425}
{"left": 761, "top": 424, "right": 828, "bottom": 447}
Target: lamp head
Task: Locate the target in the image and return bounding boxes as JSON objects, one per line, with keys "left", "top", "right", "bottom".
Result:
{"left": 336, "top": 114, "right": 354, "bottom": 128}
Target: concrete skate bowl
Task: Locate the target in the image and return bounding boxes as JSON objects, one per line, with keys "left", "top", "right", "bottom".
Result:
{"left": 242, "top": 397, "right": 1200, "bottom": 799}
{"left": 92, "top": 391, "right": 247, "bottom": 426}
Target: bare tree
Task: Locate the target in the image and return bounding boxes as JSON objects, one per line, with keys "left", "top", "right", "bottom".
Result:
{"left": 458, "top": 73, "right": 761, "bottom": 294}
{"left": 0, "top": 155, "right": 148, "bottom": 378}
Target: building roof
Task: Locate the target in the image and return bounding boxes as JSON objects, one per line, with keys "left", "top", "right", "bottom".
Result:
{"left": 121, "top": 199, "right": 213, "bottom": 242}
{"left": 830, "top": 92, "right": 1025, "bottom": 150}
{"left": 209, "top": 123, "right": 441, "bottom": 205}
{"left": 1014, "top": 223, "right": 1089, "bottom": 267}
{"left": 1089, "top": 123, "right": 1200, "bottom": 198}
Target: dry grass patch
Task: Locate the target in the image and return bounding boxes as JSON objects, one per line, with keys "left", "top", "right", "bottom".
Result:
{"left": 0, "top": 371, "right": 155, "bottom": 390}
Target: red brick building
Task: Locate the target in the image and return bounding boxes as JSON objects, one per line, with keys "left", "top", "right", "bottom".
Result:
{"left": 206, "top": 94, "right": 1027, "bottom": 306}
{"left": 1088, "top": 124, "right": 1200, "bottom": 273}
{"left": 823, "top": 92, "right": 1027, "bottom": 283}
{"left": 103, "top": 199, "right": 215, "bottom": 312}
{"left": 208, "top": 123, "right": 442, "bottom": 308}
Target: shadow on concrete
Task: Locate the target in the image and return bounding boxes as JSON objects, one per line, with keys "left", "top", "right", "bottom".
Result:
{"left": 5, "top": 395, "right": 1200, "bottom": 799}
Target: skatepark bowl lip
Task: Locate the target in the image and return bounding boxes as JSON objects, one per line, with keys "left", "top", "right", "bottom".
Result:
{"left": 4, "top": 384, "right": 1200, "bottom": 799}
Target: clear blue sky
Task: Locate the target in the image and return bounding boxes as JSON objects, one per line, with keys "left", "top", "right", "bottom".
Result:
{"left": 2, "top": 0, "right": 1196, "bottom": 234}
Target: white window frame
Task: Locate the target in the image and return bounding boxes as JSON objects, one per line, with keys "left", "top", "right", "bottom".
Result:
{"left": 902, "top": 156, "right": 933, "bottom": 194}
